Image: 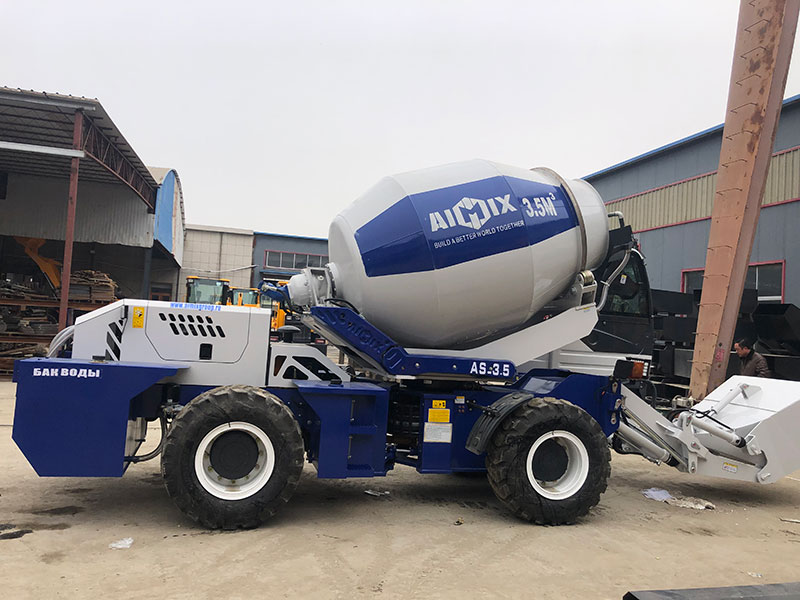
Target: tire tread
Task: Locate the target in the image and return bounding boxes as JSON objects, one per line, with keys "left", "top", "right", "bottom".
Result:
{"left": 486, "top": 395, "right": 610, "bottom": 525}
{"left": 161, "top": 385, "right": 304, "bottom": 529}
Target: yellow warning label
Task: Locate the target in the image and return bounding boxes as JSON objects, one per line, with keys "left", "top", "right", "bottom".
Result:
{"left": 432, "top": 400, "right": 447, "bottom": 409}
{"left": 428, "top": 408, "right": 450, "bottom": 423}
{"left": 132, "top": 306, "right": 145, "bottom": 328}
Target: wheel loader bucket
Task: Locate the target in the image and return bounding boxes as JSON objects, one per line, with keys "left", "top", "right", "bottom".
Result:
{"left": 691, "top": 376, "right": 800, "bottom": 484}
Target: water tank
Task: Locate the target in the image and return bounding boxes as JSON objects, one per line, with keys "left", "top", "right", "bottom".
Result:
{"left": 294, "top": 159, "right": 609, "bottom": 349}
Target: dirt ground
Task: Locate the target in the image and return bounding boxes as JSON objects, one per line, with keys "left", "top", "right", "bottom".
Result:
{"left": 1, "top": 381, "right": 799, "bottom": 599}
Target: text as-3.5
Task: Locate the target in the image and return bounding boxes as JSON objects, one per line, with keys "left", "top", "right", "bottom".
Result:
{"left": 469, "top": 361, "right": 511, "bottom": 377}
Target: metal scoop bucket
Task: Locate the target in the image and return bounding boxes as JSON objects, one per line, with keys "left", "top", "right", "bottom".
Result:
{"left": 686, "top": 376, "right": 800, "bottom": 483}
{"left": 618, "top": 376, "right": 800, "bottom": 485}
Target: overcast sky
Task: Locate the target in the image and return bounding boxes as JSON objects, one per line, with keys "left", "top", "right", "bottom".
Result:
{"left": 3, "top": 1, "right": 800, "bottom": 238}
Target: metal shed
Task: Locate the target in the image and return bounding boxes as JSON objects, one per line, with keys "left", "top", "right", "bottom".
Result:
{"left": 584, "top": 94, "right": 800, "bottom": 305}
{"left": 0, "top": 88, "right": 183, "bottom": 342}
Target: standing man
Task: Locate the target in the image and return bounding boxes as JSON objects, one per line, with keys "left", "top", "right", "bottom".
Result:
{"left": 733, "top": 338, "right": 771, "bottom": 378}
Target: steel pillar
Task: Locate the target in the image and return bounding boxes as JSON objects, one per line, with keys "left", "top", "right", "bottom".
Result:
{"left": 140, "top": 246, "right": 153, "bottom": 299}
{"left": 690, "top": 0, "right": 800, "bottom": 400}
{"left": 58, "top": 110, "right": 83, "bottom": 331}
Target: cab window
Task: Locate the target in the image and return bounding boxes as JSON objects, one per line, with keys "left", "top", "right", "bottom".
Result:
{"left": 605, "top": 256, "right": 650, "bottom": 317}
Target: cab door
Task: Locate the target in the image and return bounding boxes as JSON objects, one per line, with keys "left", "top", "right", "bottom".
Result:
{"left": 584, "top": 251, "right": 654, "bottom": 355}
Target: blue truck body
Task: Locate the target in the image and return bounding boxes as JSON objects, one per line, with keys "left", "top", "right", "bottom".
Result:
{"left": 13, "top": 356, "right": 621, "bottom": 479}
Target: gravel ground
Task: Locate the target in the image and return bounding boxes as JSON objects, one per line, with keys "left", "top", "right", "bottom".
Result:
{"left": 1, "top": 381, "right": 799, "bottom": 599}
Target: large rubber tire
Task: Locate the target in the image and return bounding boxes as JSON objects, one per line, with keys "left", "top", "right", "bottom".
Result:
{"left": 161, "top": 385, "right": 304, "bottom": 529}
{"left": 486, "top": 396, "right": 610, "bottom": 525}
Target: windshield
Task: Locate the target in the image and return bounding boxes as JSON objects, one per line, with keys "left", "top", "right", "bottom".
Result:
{"left": 188, "top": 280, "right": 226, "bottom": 304}
{"left": 234, "top": 290, "right": 260, "bottom": 305}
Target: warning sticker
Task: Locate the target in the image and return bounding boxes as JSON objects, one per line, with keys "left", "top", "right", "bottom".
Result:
{"left": 723, "top": 462, "right": 738, "bottom": 473}
{"left": 423, "top": 422, "right": 453, "bottom": 444}
{"left": 132, "top": 306, "right": 145, "bottom": 328}
{"left": 432, "top": 400, "right": 447, "bottom": 409}
{"left": 428, "top": 408, "right": 450, "bottom": 423}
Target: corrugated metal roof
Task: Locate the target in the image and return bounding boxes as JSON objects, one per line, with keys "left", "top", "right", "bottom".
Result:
{"left": 149, "top": 167, "right": 187, "bottom": 265}
{"left": 584, "top": 93, "right": 800, "bottom": 181}
{"left": 254, "top": 230, "right": 328, "bottom": 242}
{"left": 186, "top": 223, "right": 254, "bottom": 235}
{"left": 148, "top": 166, "right": 186, "bottom": 225}
{"left": 0, "top": 87, "right": 158, "bottom": 206}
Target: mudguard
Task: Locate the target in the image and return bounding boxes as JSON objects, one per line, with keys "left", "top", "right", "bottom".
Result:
{"left": 465, "top": 391, "right": 532, "bottom": 455}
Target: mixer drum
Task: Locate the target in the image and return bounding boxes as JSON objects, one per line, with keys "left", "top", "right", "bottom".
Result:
{"left": 323, "top": 159, "right": 609, "bottom": 348}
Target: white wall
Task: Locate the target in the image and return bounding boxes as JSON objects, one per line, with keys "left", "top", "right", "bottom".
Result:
{"left": 0, "top": 172, "right": 153, "bottom": 247}
{"left": 178, "top": 226, "right": 254, "bottom": 299}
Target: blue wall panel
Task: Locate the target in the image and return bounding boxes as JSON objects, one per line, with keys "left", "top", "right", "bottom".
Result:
{"left": 637, "top": 202, "right": 800, "bottom": 304}
{"left": 154, "top": 170, "right": 175, "bottom": 252}
{"left": 251, "top": 232, "right": 329, "bottom": 285}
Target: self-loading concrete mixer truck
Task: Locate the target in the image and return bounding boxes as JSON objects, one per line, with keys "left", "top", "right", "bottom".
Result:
{"left": 12, "top": 159, "right": 800, "bottom": 528}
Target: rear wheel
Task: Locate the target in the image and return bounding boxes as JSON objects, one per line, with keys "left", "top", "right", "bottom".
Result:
{"left": 161, "top": 385, "right": 304, "bottom": 529}
{"left": 486, "top": 396, "right": 610, "bottom": 524}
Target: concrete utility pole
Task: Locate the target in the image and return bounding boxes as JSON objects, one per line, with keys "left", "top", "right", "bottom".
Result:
{"left": 690, "top": 0, "right": 800, "bottom": 400}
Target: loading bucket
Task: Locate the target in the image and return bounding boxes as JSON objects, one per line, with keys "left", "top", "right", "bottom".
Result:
{"left": 691, "top": 376, "right": 800, "bottom": 484}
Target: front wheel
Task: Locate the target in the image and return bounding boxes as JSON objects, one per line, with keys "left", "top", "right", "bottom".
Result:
{"left": 486, "top": 396, "right": 610, "bottom": 524}
{"left": 161, "top": 385, "right": 304, "bottom": 529}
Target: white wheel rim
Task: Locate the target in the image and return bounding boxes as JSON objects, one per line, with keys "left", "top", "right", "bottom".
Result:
{"left": 194, "top": 422, "right": 276, "bottom": 500}
{"left": 525, "top": 430, "right": 590, "bottom": 500}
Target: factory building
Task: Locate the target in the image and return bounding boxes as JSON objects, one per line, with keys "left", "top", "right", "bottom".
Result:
{"left": 0, "top": 89, "right": 185, "bottom": 356}
{"left": 252, "top": 232, "right": 329, "bottom": 286}
{"left": 178, "top": 225, "right": 255, "bottom": 300}
{"left": 585, "top": 94, "right": 800, "bottom": 306}
{"left": 147, "top": 167, "right": 186, "bottom": 301}
{"left": 175, "top": 229, "right": 330, "bottom": 301}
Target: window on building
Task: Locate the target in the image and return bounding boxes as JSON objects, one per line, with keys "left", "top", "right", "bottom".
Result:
{"left": 280, "top": 253, "right": 296, "bottom": 269}
{"left": 753, "top": 263, "right": 783, "bottom": 302}
{"left": 682, "top": 270, "right": 704, "bottom": 297}
{"left": 682, "top": 262, "right": 784, "bottom": 303}
{"left": 263, "top": 250, "right": 329, "bottom": 271}
{"left": 267, "top": 251, "right": 281, "bottom": 267}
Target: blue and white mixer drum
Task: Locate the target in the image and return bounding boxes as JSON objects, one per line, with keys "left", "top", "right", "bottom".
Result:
{"left": 294, "top": 159, "right": 609, "bottom": 348}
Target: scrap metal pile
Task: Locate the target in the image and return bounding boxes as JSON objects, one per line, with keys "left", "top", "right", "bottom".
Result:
{"left": 0, "top": 281, "right": 54, "bottom": 334}
{"left": 0, "top": 272, "right": 119, "bottom": 374}
{"left": 64, "top": 270, "right": 118, "bottom": 303}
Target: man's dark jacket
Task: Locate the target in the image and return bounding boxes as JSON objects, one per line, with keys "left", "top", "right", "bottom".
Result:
{"left": 739, "top": 350, "right": 770, "bottom": 377}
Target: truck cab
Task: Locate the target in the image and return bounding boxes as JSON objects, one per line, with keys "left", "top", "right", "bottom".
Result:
{"left": 587, "top": 249, "right": 654, "bottom": 357}
{"left": 229, "top": 287, "right": 260, "bottom": 307}
{"left": 185, "top": 276, "right": 231, "bottom": 305}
